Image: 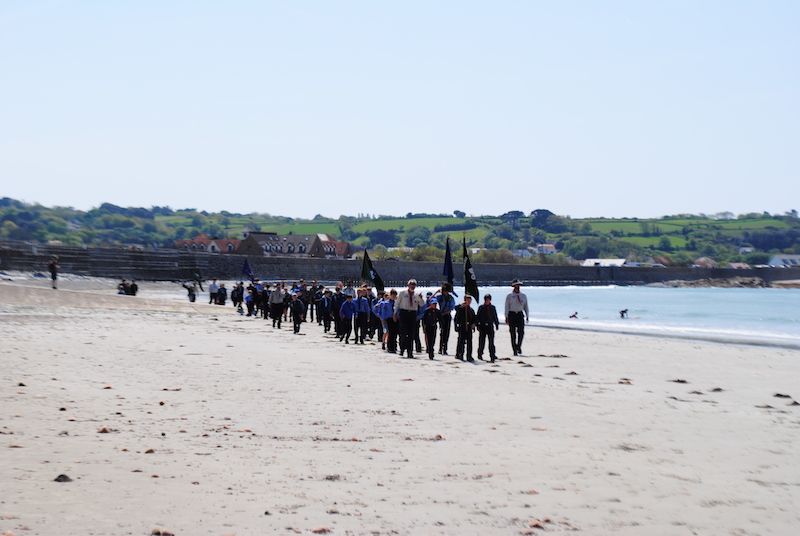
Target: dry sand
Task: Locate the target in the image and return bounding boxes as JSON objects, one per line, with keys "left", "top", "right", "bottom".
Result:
{"left": 1, "top": 279, "right": 799, "bottom": 535}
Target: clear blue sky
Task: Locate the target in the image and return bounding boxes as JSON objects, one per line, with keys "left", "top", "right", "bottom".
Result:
{"left": 1, "top": 1, "right": 798, "bottom": 218}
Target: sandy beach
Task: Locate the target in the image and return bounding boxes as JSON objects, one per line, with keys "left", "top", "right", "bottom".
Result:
{"left": 1, "top": 279, "right": 799, "bottom": 535}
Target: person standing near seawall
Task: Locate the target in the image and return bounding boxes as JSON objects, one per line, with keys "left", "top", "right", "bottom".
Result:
{"left": 48, "top": 256, "right": 59, "bottom": 289}
{"left": 208, "top": 279, "right": 219, "bottom": 304}
{"left": 504, "top": 279, "right": 529, "bottom": 356}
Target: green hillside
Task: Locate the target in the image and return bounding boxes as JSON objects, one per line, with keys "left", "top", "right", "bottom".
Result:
{"left": 1, "top": 198, "right": 797, "bottom": 265}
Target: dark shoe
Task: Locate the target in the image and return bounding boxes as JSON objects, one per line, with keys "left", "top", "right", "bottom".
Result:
{"left": 467, "top": 357, "right": 475, "bottom": 362}
{"left": 477, "top": 355, "right": 484, "bottom": 361}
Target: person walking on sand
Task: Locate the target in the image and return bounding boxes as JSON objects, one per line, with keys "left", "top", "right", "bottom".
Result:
{"left": 48, "top": 256, "right": 59, "bottom": 289}
{"left": 454, "top": 295, "right": 477, "bottom": 362}
{"left": 384, "top": 289, "right": 399, "bottom": 353}
{"left": 437, "top": 283, "right": 456, "bottom": 355}
{"left": 182, "top": 281, "right": 198, "bottom": 302}
{"left": 319, "top": 289, "right": 333, "bottom": 333}
{"left": 269, "top": 283, "right": 286, "bottom": 328}
{"left": 422, "top": 298, "right": 440, "bottom": 360}
{"left": 477, "top": 294, "right": 500, "bottom": 362}
{"left": 290, "top": 293, "right": 306, "bottom": 334}
{"left": 394, "top": 279, "right": 424, "bottom": 359}
{"left": 339, "top": 294, "right": 356, "bottom": 344}
{"left": 504, "top": 279, "right": 529, "bottom": 356}
{"left": 331, "top": 284, "right": 346, "bottom": 338}
{"left": 354, "top": 287, "right": 371, "bottom": 344}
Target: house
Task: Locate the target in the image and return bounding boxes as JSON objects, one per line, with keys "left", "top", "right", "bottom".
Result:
{"left": 738, "top": 246, "right": 754, "bottom": 254}
{"left": 728, "top": 262, "right": 751, "bottom": 269}
{"left": 580, "top": 258, "right": 627, "bottom": 267}
{"left": 237, "top": 232, "right": 325, "bottom": 257}
{"left": 175, "top": 233, "right": 241, "bottom": 254}
{"left": 512, "top": 249, "right": 533, "bottom": 258}
{"left": 768, "top": 254, "right": 800, "bottom": 268}
{"left": 317, "top": 234, "right": 353, "bottom": 258}
{"left": 534, "top": 243, "right": 557, "bottom": 255}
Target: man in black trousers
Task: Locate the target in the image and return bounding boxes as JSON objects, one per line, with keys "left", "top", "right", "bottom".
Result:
{"left": 477, "top": 294, "right": 500, "bottom": 362}
{"left": 393, "top": 279, "right": 424, "bottom": 359}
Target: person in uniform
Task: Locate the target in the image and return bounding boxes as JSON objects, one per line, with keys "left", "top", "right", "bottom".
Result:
{"left": 290, "top": 293, "right": 306, "bottom": 334}
{"left": 338, "top": 294, "right": 356, "bottom": 344}
{"left": 477, "top": 294, "right": 500, "bottom": 362}
{"left": 393, "top": 279, "right": 424, "bottom": 359}
{"left": 504, "top": 279, "right": 529, "bottom": 356}
{"left": 437, "top": 283, "right": 456, "bottom": 355}
{"left": 454, "top": 295, "right": 477, "bottom": 362}
{"left": 421, "top": 298, "right": 440, "bottom": 360}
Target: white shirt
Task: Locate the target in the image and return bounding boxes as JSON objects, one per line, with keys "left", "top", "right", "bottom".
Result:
{"left": 504, "top": 291, "right": 529, "bottom": 317}
{"left": 394, "top": 289, "right": 424, "bottom": 313}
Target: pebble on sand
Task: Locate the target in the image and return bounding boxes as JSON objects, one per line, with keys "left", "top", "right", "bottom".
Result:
{"left": 53, "top": 474, "right": 72, "bottom": 482}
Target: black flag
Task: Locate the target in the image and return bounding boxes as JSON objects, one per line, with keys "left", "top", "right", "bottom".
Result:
{"left": 462, "top": 237, "right": 479, "bottom": 302}
{"left": 443, "top": 237, "right": 454, "bottom": 286}
{"left": 241, "top": 259, "right": 255, "bottom": 282}
{"left": 360, "top": 249, "right": 385, "bottom": 292}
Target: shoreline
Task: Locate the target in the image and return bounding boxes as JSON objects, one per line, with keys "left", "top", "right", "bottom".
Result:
{"left": 530, "top": 322, "right": 800, "bottom": 351}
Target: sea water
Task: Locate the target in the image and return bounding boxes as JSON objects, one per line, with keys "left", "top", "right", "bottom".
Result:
{"left": 417, "top": 285, "right": 800, "bottom": 348}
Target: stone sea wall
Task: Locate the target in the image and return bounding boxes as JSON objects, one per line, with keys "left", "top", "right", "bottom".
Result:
{"left": 1, "top": 241, "right": 797, "bottom": 287}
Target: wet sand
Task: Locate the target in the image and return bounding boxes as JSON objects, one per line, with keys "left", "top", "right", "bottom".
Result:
{"left": 1, "top": 280, "right": 799, "bottom": 535}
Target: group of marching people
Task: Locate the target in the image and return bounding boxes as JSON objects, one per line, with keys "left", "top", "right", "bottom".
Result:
{"left": 189, "top": 276, "right": 531, "bottom": 362}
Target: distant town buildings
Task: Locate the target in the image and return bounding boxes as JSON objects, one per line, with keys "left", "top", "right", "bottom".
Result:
{"left": 236, "top": 232, "right": 352, "bottom": 258}
{"left": 534, "top": 243, "right": 557, "bottom": 255}
{"left": 174, "top": 233, "right": 240, "bottom": 254}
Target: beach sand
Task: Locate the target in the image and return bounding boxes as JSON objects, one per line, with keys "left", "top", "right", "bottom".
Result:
{"left": 1, "top": 279, "right": 799, "bottom": 535}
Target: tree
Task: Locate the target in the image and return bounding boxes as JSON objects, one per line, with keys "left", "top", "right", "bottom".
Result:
{"left": 530, "top": 209, "right": 555, "bottom": 227}
{"left": 453, "top": 210, "right": 466, "bottom": 218}
{"left": 372, "top": 244, "right": 388, "bottom": 260}
{"left": 658, "top": 236, "right": 673, "bottom": 252}
{"left": 405, "top": 226, "right": 432, "bottom": 247}
{"left": 365, "top": 229, "right": 400, "bottom": 247}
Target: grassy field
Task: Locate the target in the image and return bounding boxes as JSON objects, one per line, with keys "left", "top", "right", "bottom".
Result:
{"left": 352, "top": 217, "right": 463, "bottom": 232}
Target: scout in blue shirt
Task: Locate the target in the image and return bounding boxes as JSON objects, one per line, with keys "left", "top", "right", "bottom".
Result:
{"left": 436, "top": 283, "right": 457, "bottom": 356}
{"left": 354, "top": 287, "right": 372, "bottom": 345}
{"left": 338, "top": 295, "right": 356, "bottom": 344}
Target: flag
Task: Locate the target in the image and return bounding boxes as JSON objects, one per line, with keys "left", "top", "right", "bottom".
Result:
{"left": 241, "top": 259, "right": 255, "bottom": 281}
{"left": 462, "top": 237, "right": 479, "bottom": 302}
{"left": 360, "top": 249, "right": 385, "bottom": 291}
{"left": 443, "top": 237, "right": 454, "bottom": 286}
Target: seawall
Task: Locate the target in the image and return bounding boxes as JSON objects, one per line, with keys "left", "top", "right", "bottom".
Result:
{"left": 1, "top": 242, "right": 797, "bottom": 287}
